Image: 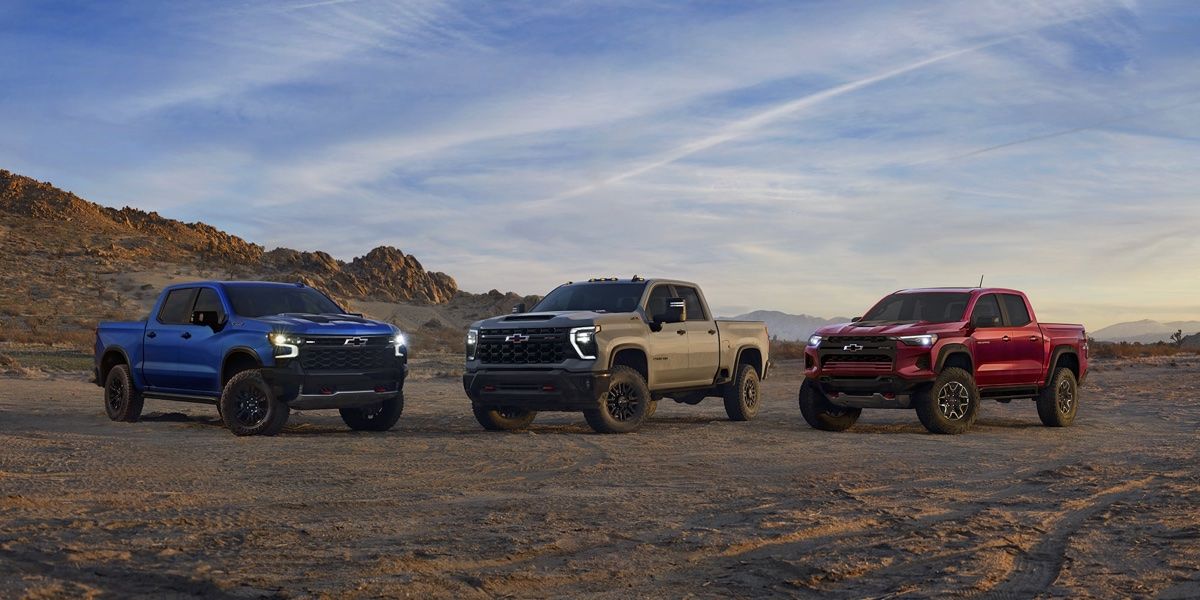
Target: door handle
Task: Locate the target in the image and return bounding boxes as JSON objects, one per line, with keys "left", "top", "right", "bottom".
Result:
{"left": 181, "top": 332, "right": 192, "bottom": 340}
{"left": 1029, "top": 335, "right": 1039, "bottom": 342}
{"left": 1002, "top": 335, "right": 1010, "bottom": 342}
{"left": 708, "top": 329, "right": 716, "bottom": 335}
{"left": 146, "top": 331, "right": 157, "bottom": 339}
{"left": 676, "top": 329, "right": 686, "bottom": 335}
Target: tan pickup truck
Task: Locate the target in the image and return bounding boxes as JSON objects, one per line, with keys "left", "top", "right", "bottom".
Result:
{"left": 463, "top": 277, "right": 770, "bottom": 433}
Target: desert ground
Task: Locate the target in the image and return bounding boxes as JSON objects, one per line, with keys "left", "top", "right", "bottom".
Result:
{"left": 1, "top": 357, "right": 1198, "bottom": 599}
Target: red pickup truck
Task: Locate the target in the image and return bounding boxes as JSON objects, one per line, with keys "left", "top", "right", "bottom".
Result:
{"left": 799, "top": 288, "right": 1087, "bottom": 434}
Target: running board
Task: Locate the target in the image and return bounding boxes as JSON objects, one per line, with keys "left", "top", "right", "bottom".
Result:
{"left": 143, "top": 391, "right": 219, "bottom": 405}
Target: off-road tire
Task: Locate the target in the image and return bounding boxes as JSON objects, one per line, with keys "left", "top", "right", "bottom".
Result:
{"left": 723, "top": 364, "right": 761, "bottom": 421}
{"left": 219, "top": 369, "right": 289, "bottom": 436}
{"left": 584, "top": 365, "right": 649, "bottom": 434}
{"left": 340, "top": 394, "right": 405, "bottom": 431}
{"left": 914, "top": 367, "right": 980, "bottom": 434}
{"left": 1036, "top": 367, "right": 1078, "bottom": 427}
{"left": 103, "top": 364, "right": 144, "bottom": 422}
{"left": 798, "top": 378, "right": 860, "bottom": 431}
{"left": 473, "top": 405, "right": 537, "bottom": 431}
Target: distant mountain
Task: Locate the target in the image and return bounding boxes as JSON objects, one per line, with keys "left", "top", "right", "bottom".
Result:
{"left": 1090, "top": 319, "right": 1200, "bottom": 344}
{"left": 730, "top": 310, "right": 848, "bottom": 341}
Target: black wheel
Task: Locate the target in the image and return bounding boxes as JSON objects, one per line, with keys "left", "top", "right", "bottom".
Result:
{"left": 1037, "top": 367, "right": 1078, "bottom": 427}
{"left": 914, "top": 367, "right": 980, "bottom": 434}
{"left": 798, "top": 378, "right": 860, "bottom": 431}
{"left": 219, "top": 370, "right": 288, "bottom": 436}
{"left": 723, "top": 364, "right": 761, "bottom": 421}
{"left": 103, "top": 364, "right": 144, "bottom": 422}
{"left": 340, "top": 394, "right": 405, "bottom": 431}
{"left": 584, "top": 365, "right": 649, "bottom": 433}
{"left": 473, "top": 405, "right": 536, "bottom": 431}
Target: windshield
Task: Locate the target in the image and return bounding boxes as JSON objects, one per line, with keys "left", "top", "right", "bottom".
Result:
{"left": 226, "top": 286, "right": 344, "bottom": 318}
{"left": 532, "top": 282, "right": 647, "bottom": 313}
{"left": 860, "top": 292, "right": 970, "bottom": 324}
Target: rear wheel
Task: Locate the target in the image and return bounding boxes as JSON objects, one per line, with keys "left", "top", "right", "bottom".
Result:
{"left": 473, "top": 405, "right": 536, "bottom": 431}
{"left": 914, "top": 368, "right": 979, "bottom": 434}
{"left": 219, "top": 370, "right": 289, "bottom": 436}
{"left": 340, "top": 394, "right": 405, "bottom": 431}
{"left": 798, "top": 379, "right": 860, "bottom": 431}
{"left": 584, "top": 365, "right": 649, "bottom": 433}
{"left": 723, "top": 363, "right": 761, "bottom": 421}
{"left": 103, "top": 364, "right": 144, "bottom": 422}
{"left": 1036, "top": 367, "right": 1078, "bottom": 427}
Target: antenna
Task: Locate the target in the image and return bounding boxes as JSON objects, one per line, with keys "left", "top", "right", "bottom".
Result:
{"left": 977, "top": 275, "right": 985, "bottom": 288}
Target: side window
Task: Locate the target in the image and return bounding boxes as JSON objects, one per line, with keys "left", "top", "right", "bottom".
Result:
{"left": 644, "top": 285, "right": 674, "bottom": 320}
{"left": 674, "top": 286, "right": 708, "bottom": 321}
{"left": 970, "top": 294, "right": 1003, "bottom": 327}
{"left": 193, "top": 288, "right": 227, "bottom": 323}
{"left": 157, "top": 288, "right": 198, "bottom": 325}
{"left": 1000, "top": 294, "right": 1032, "bottom": 327}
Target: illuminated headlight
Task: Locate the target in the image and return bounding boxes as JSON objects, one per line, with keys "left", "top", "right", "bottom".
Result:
{"left": 808, "top": 334, "right": 823, "bottom": 347}
{"left": 897, "top": 334, "right": 938, "bottom": 347}
{"left": 466, "top": 329, "right": 478, "bottom": 360}
{"left": 570, "top": 326, "right": 600, "bottom": 360}
{"left": 270, "top": 333, "right": 302, "bottom": 358}
{"left": 392, "top": 332, "right": 407, "bottom": 357}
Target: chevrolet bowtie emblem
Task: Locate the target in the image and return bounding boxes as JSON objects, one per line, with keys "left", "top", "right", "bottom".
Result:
{"left": 844, "top": 343, "right": 864, "bottom": 352}
{"left": 505, "top": 333, "right": 530, "bottom": 344}
{"left": 344, "top": 337, "right": 368, "bottom": 346}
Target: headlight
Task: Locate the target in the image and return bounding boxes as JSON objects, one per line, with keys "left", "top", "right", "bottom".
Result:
{"left": 466, "top": 329, "right": 478, "bottom": 360}
{"left": 570, "top": 326, "right": 600, "bottom": 360}
{"left": 808, "top": 334, "right": 823, "bottom": 347}
{"left": 897, "top": 334, "right": 938, "bottom": 347}
{"left": 392, "top": 332, "right": 407, "bottom": 357}
{"left": 270, "top": 333, "right": 302, "bottom": 358}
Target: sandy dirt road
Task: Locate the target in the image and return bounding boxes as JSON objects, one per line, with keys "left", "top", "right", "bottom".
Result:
{"left": 1, "top": 359, "right": 1198, "bottom": 599}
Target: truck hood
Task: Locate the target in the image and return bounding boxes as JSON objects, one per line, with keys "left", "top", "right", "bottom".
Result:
{"left": 815, "top": 321, "right": 966, "bottom": 337}
{"left": 247, "top": 313, "right": 397, "bottom": 336}
{"left": 472, "top": 310, "right": 630, "bottom": 330}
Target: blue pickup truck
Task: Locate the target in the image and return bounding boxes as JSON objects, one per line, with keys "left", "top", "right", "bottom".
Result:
{"left": 93, "top": 281, "right": 409, "bottom": 436}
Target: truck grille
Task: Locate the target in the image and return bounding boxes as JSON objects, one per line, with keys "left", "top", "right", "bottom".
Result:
{"left": 299, "top": 336, "right": 396, "bottom": 371}
{"left": 477, "top": 328, "right": 570, "bottom": 365}
{"left": 819, "top": 336, "right": 895, "bottom": 371}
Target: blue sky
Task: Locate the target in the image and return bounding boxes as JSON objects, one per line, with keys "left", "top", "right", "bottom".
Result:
{"left": 2, "top": 0, "right": 1199, "bottom": 327}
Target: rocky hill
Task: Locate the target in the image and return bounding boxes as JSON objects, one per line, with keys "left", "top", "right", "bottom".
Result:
{"left": 0, "top": 169, "right": 529, "bottom": 351}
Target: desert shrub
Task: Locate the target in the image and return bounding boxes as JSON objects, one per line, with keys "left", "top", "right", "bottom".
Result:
{"left": 1089, "top": 340, "right": 1197, "bottom": 359}
{"left": 770, "top": 338, "right": 808, "bottom": 361}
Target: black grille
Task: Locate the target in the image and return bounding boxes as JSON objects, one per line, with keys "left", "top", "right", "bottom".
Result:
{"left": 299, "top": 336, "right": 396, "bottom": 371}
{"left": 822, "top": 354, "right": 893, "bottom": 366}
{"left": 478, "top": 328, "right": 570, "bottom": 365}
{"left": 819, "top": 336, "right": 896, "bottom": 369}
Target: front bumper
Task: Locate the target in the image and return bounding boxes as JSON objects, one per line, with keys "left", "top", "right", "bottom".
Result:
{"left": 805, "top": 343, "right": 935, "bottom": 398}
{"left": 262, "top": 362, "right": 407, "bottom": 411}
{"left": 463, "top": 369, "right": 610, "bottom": 411}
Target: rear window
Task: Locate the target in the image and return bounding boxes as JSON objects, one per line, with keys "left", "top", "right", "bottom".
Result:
{"left": 157, "top": 288, "right": 198, "bottom": 325}
{"left": 1001, "top": 294, "right": 1032, "bottom": 327}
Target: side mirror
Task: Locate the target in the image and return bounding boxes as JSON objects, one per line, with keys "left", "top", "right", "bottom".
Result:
{"left": 851, "top": 316, "right": 862, "bottom": 323}
{"left": 660, "top": 298, "right": 687, "bottom": 324}
{"left": 971, "top": 315, "right": 1001, "bottom": 328}
{"left": 512, "top": 303, "right": 527, "bottom": 314}
{"left": 190, "top": 310, "right": 223, "bottom": 331}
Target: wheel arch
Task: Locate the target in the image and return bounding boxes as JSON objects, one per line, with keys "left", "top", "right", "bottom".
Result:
{"left": 608, "top": 344, "right": 649, "bottom": 380}
{"left": 935, "top": 344, "right": 973, "bottom": 374}
{"left": 1046, "top": 345, "right": 1080, "bottom": 384}
{"left": 99, "top": 346, "right": 133, "bottom": 385}
{"left": 220, "top": 347, "right": 264, "bottom": 388}
{"left": 734, "top": 345, "right": 765, "bottom": 377}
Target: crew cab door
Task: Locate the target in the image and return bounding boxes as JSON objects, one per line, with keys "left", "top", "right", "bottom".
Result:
{"left": 967, "top": 294, "right": 1015, "bottom": 387}
{"left": 643, "top": 284, "right": 691, "bottom": 388}
{"left": 674, "top": 284, "right": 720, "bottom": 386}
{"left": 999, "top": 293, "right": 1045, "bottom": 385}
{"left": 141, "top": 287, "right": 198, "bottom": 389}
{"left": 171, "top": 287, "right": 229, "bottom": 394}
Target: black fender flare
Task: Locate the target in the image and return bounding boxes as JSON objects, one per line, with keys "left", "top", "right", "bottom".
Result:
{"left": 607, "top": 343, "right": 649, "bottom": 374}
{"left": 1045, "top": 345, "right": 1079, "bottom": 384}
{"left": 934, "top": 344, "right": 972, "bottom": 374}
{"left": 99, "top": 345, "right": 134, "bottom": 383}
{"left": 733, "top": 345, "right": 766, "bottom": 376}
{"left": 219, "top": 346, "right": 264, "bottom": 387}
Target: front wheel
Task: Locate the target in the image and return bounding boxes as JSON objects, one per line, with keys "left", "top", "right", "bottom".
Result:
{"left": 219, "top": 370, "right": 289, "bottom": 436}
{"left": 584, "top": 365, "right": 649, "bottom": 433}
{"left": 473, "top": 405, "right": 536, "bottom": 431}
{"left": 103, "top": 364, "right": 144, "bottom": 422}
{"left": 1036, "top": 367, "right": 1078, "bottom": 427}
{"left": 723, "top": 364, "right": 761, "bottom": 421}
{"left": 798, "top": 379, "right": 860, "bottom": 431}
{"left": 340, "top": 394, "right": 405, "bottom": 431}
{"left": 913, "top": 368, "right": 980, "bottom": 434}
